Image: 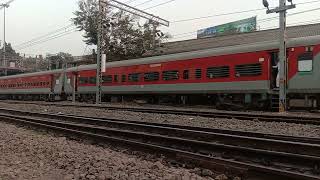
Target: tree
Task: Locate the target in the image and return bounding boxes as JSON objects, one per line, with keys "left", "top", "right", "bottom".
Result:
{"left": 73, "top": 0, "right": 99, "bottom": 45}
{"left": 72, "top": 0, "right": 168, "bottom": 61}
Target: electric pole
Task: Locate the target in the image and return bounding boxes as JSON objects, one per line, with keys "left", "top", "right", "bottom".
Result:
{"left": 263, "top": 0, "right": 295, "bottom": 112}
{"left": 151, "top": 22, "right": 159, "bottom": 50}
{"left": 0, "top": 0, "right": 16, "bottom": 76}
{"left": 96, "top": 0, "right": 169, "bottom": 104}
{"left": 96, "top": 0, "right": 106, "bottom": 104}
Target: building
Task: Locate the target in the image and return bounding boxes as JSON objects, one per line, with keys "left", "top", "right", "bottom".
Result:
{"left": 0, "top": 43, "right": 25, "bottom": 76}
{"left": 156, "top": 23, "right": 320, "bottom": 56}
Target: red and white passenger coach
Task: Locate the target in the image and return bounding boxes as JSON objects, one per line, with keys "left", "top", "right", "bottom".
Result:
{"left": 0, "top": 34, "right": 319, "bottom": 109}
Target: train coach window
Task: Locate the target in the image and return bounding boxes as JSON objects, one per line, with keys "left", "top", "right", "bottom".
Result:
{"left": 102, "top": 75, "right": 113, "bottom": 83}
{"left": 235, "top": 63, "right": 262, "bottom": 77}
{"left": 89, "top": 77, "right": 96, "bottom": 84}
{"left": 207, "top": 66, "right": 230, "bottom": 78}
{"left": 122, "top": 75, "right": 126, "bottom": 82}
{"left": 195, "top": 69, "right": 202, "bottom": 79}
{"left": 298, "top": 52, "right": 313, "bottom": 72}
{"left": 128, "top": 73, "right": 141, "bottom": 82}
{"left": 79, "top": 77, "right": 89, "bottom": 84}
{"left": 163, "top": 70, "right": 179, "bottom": 81}
{"left": 183, "top": 70, "right": 189, "bottom": 80}
{"left": 144, "top": 72, "right": 160, "bottom": 81}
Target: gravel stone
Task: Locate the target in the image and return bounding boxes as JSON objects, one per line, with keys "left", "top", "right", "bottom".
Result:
{"left": 0, "top": 121, "right": 211, "bottom": 179}
{"left": 215, "top": 174, "right": 228, "bottom": 180}
{"left": 202, "top": 169, "right": 214, "bottom": 176}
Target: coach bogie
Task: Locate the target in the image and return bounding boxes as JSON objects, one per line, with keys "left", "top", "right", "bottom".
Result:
{"left": 288, "top": 94, "right": 318, "bottom": 109}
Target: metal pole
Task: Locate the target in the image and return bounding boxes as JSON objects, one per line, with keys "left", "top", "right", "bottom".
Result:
{"left": 96, "top": 0, "right": 104, "bottom": 104}
{"left": 279, "top": 0, "right": 287, "bottom": 113}
{"left": 72, "top": 73, "right": 76, "bottom": 103}
{"left": 265, "top": 0, "right": 295, "bottom": 113}
{"left": 152, "top": 22, "right": 156, "bottom": 50}
{"left": 95, "top": 0, "right": 168, "bottom": 104}
{"left": 3, "top": 7, "right": 6, "bottom": 76}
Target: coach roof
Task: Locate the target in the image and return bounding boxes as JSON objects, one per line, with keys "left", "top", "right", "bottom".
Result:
{"left": 0, "top": 69, "right": 64, "bottom": 80}
{"left": 71, "top": 34, "right": 320, "bottom": 71}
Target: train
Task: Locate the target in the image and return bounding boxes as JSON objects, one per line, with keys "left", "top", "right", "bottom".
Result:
{"left": 0, "top": 35, "right": 319, "bottom": 110}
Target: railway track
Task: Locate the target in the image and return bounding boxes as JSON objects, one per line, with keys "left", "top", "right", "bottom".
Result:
{"left": 0, "top": 108, "right": 319, "bottom": 179}
{"left": 1, "top": 100, "right": 320, "bottom": 125}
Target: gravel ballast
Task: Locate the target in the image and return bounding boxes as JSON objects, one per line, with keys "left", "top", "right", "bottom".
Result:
{"left": 0, "top": 121, "right": 215, "bottom": 180}
{"left": 0, "top": 102, "right": 319, "bottom": 138}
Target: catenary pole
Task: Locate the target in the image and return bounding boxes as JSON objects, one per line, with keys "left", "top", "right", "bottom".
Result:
{"left": 279, "top": 0, "right": 287, "bottom": 113}
{"left": 96, "top": 0, "right": 105, "bottom": 104}
{"left": 265, "top": 0, "right": 295, "bottom": 112}
{"left": 3, "top": 7, "right": 6, "bottom": 76}
{"left": 95, "top": 0, "right": 169, "bottom": 104}
{"left": 0, "top": 1, "right": 17, "bottom": 76}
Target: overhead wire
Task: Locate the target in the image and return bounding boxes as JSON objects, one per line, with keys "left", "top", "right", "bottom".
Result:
{"left": 122, "top": 0, "right": 138, "bottom": 4}
{"left": 170, "top": 5, "right": 320, "bottom": 40}
{"left": 133, "top": 0, "right": 155, "bottom": 7}
{"left": 260, "top": 17, "right": 320, "bottom": 30}
{"left": 165, "top": 25, "right": 303, "bottom": 54}
{"left": 142, "top": 0, "right": 175, "bottom": 10}
{"left": 14, "top": 24, "right": 75, "bottom": 49}
{"left": 17, "top": 0, "right": 320, "bottom": 51}
{"left": 171, "top": 0, "right": 320, "bottom": 23}
{"left": 16, "top": 28, "right": 78, "bottom": 51}
{"left": 170, "top": 17, "right": 320, "bottom": 41}
{"left": 16, "top": 0, "right": 158, "bottom": 51}
{"left": 256, "top": 6, "right": 320, "bottom": 24}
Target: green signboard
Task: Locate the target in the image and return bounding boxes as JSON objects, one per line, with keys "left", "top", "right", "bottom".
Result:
{"left": 197, "top": 16, "right": 257, "bottom": 39}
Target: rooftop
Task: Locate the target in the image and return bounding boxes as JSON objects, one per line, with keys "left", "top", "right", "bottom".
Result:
{"left": 156, "top": 23, "right": 320, "bottom": 55}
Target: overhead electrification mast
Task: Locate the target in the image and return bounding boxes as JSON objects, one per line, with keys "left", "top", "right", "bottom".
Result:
{"left": 0, "top": 0, "right": 16, "bottom": 76}
{"left": 263, "top": 0, "right": 296, "bottom": 112}
{"left": 96, "top": 0, "right": 169, "bottom": 104}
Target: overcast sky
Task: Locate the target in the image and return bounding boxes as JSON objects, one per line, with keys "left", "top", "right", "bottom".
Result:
{"left": 1, "top": 0, "right": 319, "bottom": 57}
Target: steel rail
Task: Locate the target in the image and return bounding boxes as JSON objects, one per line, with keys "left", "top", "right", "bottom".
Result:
{"left": 1, "top": 100, "right": 320, "bottom": 125}
{"left": 0, "top": 107, "right": 319, "bottom": 142}
{"left": 2, "top": 115, "right": 319, "bottom": 180}
{"left": 0, "top": 110, "right": 319, "bottom": 179}
{"left": 0, "top": 107, "right": 319, "bottom": 148}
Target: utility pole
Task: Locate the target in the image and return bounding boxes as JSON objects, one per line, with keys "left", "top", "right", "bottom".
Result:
{"left": 263, "top": 0, "right": 296, "bottom": 112}
{"left": 3, "top": 6, "right": 6, "bottom": 75}
{"left": 96, "top": 0, "right": 106, "bottom": 104}
{"left": 72, "top": 73, "right": 76, "bottom": 103}
{"left": 152, "top": 22, "right": 158, "bottom": 50}
{"left": 0, "top": 0, "right": 16, "bottom": 76}
{"left": 95, "top": 0, "right": 169, "bottom": 104}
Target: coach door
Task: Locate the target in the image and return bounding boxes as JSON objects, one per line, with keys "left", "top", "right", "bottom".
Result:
{"left": 50, "top": 74, "right": 55, "bottom": 93}
{"left": 269, "top": 51, "right": 279, "bottom": 89}
{"left": 71, "top": 72, "right": 78, "bottom": 102}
